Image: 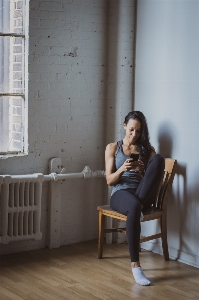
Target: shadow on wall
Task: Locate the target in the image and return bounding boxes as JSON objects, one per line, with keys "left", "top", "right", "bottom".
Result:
{"left": 157, "top": 122, "right": 174, "bottom": 158}
{"left": 157, "top": 122, "right": 187, "bottom": 259}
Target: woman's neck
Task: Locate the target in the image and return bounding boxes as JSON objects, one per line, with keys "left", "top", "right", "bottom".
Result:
{"left": 123, "top": 137, "right": 136, "bottom": 148}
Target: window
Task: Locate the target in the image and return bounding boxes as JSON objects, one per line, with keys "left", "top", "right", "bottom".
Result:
{"left": 0, "top": 0, "right": 29, "bottom": 155}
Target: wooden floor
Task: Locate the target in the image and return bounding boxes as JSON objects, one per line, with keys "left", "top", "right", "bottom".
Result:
{"left": 0, "top": 240, "right": 199, "bottom": 300}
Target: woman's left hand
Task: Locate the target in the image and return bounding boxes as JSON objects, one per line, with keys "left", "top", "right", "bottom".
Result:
{"left": 130, "top": 160, "right": 145, "bottom": 177}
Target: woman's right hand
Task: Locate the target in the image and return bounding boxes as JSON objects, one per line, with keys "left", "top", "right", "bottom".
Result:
{"left": 121, "top": 159, "right": 135, "bottom": 172}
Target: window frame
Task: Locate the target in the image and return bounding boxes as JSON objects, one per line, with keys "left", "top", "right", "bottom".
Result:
{"left": 0, "top": 0, "right": 29, "bottom": 157}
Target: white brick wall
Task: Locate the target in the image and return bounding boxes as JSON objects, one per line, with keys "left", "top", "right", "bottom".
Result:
{"left": 0, "top": 0, "right": 136, "bottom": 255}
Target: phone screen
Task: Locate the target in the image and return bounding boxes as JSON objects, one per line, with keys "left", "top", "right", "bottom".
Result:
{"left": 130, "top": 153, "right": 139, "bottom": 161}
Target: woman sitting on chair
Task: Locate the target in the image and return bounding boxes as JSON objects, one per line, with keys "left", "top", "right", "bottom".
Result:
{"left": 105, "top": 111, "right": 164, "bottom": 286}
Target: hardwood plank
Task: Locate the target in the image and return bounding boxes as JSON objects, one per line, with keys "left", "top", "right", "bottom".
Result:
{"left": 0, "top": 285, "right": 23, "bottom": 300}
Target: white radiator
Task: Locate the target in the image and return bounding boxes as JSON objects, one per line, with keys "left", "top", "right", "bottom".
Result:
{"left": 0, "top": 158, "right": 105, "bottom": 246}
{"left": 0, "top": 174, "right": 43, "bottom": 244}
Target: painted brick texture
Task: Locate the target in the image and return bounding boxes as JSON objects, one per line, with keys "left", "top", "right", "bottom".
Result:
{"left": 0, "top": 0, "right": 136, "bottom": 254}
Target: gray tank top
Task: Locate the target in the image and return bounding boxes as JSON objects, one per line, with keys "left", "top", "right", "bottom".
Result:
{"left": 111, "top": 140, "right": 142, "bottom": 196}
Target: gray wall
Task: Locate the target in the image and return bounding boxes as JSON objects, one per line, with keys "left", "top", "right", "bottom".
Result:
{"left": 135, "top": 0, "right": 199, "bottom": 267}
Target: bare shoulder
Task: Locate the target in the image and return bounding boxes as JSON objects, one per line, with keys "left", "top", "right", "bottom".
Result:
{"left": 105, "top": 142, "right": 117, "bottom": 156}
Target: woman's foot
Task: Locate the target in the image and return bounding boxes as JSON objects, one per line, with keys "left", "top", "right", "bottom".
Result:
{"left": 132, "top": 267, "right": 151, "bottom": 286}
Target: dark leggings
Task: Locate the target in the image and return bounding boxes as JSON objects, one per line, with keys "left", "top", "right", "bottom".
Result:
{"left": 110, "top": 154, "right": 165, "bottom": 262}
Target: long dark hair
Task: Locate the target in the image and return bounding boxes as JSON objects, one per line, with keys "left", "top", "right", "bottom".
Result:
{"left": 124, "top": 111, "right": 153, "bottom": 166}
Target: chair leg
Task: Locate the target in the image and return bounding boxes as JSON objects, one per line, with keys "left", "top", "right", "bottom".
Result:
{"left": 161, "top": 213, "right": 169, "bottom": 261}
{"left": 98, "top": 211, "right": 105, "bottom": 259}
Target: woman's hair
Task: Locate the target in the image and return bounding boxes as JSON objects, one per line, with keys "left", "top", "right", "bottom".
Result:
{"left": 124, "top": 111, "right": 153, "bottom": 166}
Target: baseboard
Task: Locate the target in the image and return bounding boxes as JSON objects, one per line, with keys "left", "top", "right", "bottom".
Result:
{"left": 141, "top": 241, "right": 199, "bottom": 269}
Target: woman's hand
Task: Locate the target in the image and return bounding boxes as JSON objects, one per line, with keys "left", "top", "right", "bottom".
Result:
{"left": 121, "top": 159, "right": 135, "bottom": 172}
{"left": 129, "top": 160, "right": 145, "bottom": 177}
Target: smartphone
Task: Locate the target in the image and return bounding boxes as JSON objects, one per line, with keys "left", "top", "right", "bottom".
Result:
{"left": 130, "top": 153, "right": 139, "bottom": 161}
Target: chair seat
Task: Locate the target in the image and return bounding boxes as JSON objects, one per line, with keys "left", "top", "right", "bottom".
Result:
{"left": 97, "top": 205, "right": 163, "bottom": 222}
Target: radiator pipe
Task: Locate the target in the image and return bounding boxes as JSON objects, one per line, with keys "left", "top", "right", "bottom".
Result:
{"left": 0, "top": 167, "right": 105, "bottom": 183}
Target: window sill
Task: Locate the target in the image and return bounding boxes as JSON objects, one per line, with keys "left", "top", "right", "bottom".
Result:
{"left": 0, "top": 153, "right": 28, "bottom": 159}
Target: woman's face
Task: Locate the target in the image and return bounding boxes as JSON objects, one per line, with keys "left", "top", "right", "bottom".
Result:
{"left": 124, "top": 118, "right": 141, "bottom": 144}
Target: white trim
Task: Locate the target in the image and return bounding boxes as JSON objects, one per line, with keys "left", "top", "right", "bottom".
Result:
{"left": 23, "top": 0, "right": 29, "bottom": 154}
{"left": 141, "top": 241, "right": 199, "bottom": 269}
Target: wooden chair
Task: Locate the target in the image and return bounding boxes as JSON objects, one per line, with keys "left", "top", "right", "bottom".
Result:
{"left": 97, "top": 158, "right": 177, "bottom": 261}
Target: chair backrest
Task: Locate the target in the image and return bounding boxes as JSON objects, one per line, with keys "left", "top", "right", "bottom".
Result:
{"left": 155, "top": 158, "right": 177, "bottom": 210}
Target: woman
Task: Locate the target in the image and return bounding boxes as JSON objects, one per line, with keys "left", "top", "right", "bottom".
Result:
{"left": 105, "top": 111, "right": 165, "bottom": 286}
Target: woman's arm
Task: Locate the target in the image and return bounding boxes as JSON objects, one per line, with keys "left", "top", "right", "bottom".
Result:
{"left": 105, "top": 143, "right": 132, "bottom": 186}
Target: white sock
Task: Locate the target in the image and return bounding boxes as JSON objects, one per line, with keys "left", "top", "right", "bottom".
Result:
{"left": 140, "top": 212, "right": 144, "bottom": 221}
{"left": 132, "top": 267, "right": 151, "bottom": 286}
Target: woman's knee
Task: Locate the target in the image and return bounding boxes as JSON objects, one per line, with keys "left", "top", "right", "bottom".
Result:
{"left": 150, "top": 153, "right": 165, "bottom": 169}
